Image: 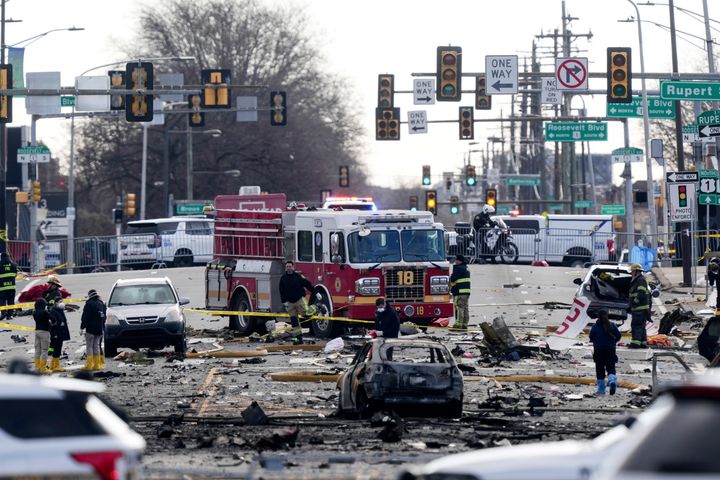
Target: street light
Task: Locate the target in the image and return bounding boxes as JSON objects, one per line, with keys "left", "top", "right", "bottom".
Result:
{"left": 7, "top": 26, "right": 84, "bottom": 48}
{"left": 193, "top": 169, "right": 240, "bottom": 177}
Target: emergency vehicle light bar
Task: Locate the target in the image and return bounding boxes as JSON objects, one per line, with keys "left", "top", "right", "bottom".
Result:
{"left": 325, "top": 196, "right": 373, "bottom": 202}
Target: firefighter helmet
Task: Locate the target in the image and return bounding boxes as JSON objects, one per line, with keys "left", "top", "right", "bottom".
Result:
{"left": 46, "top": 274, "right": 62, "bottom": 286}
{"left": 630, "top": 263, "right": 644, "bottom": 272}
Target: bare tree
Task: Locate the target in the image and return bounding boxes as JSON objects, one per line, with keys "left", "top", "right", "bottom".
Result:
{"left": 74, "top": 0, "right": 366, "bottom": 234}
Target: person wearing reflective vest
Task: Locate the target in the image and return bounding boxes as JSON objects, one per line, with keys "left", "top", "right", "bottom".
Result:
{"left": 628, "top": 263, "right": 650, "bottom": 348}
{"left": 450, "top": 255, "right": 471, "bottom": 330}
{"left": 0, "top": 252, "right": 17, "bottom": 320}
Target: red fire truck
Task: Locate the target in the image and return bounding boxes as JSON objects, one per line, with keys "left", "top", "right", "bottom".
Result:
{"left": 205, "top": 193, "right": 453, "bottom": 338}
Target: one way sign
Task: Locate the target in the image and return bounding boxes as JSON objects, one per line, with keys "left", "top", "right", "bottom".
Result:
{"left": 699, "top": 123, "right": 720, "bottom": 138}
{"left": 485, "top": 55, "right": 518, "bottom": 95}
{"left": 666, "top": 171, "right": 698, "bottom": 183}
{"left": 408, "top": 110, "right": 427, "bottom": 134}
{"left": 413, "top": 79, "right": 435, "bottom": 105}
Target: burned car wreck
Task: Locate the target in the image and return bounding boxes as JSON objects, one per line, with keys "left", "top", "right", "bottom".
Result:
{"left": 337, "top": 338, "right": 464, "bottom": 418}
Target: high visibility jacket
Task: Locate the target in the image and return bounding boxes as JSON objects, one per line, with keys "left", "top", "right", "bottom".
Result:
{"left": 450, "top": 263, "right": 471, "bottom": 296}
{"left": 629, "top": 274, "right": 650, "bottom": 312}
{"left": 0, "top": 260, "right": 17, "bottom": 292}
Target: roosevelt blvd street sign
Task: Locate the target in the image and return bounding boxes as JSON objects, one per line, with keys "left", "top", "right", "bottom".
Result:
{"left": 682, "top": 125, "right": 698, "bottom": 143}
{"left": 545, "top": 122, "right": 608, "bottom": 142}
{"left": 606, "top": 97, "right": 675, "bottom": 119}
{"left": 611, "top": 147, "right": 643, "bottom": 164}
{"left": 601, "top": 205, "right": 625, "bottom": 215}
{"left": 17, "top": 145, "right": 51, "bottom": 163}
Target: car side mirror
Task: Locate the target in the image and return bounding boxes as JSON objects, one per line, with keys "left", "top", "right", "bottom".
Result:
{"left": 179, "top": 297, "right": 190, "bottom": 305}
{"left": 573, "top": 278, "right": 582, "bottom": 285}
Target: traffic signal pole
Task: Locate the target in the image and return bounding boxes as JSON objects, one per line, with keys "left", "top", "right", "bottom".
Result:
{"left": 0, "top": 0, "right": 6, "bottom": 254}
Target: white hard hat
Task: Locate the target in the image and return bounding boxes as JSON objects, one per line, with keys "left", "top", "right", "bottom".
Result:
{"left": 482, "top": 204, "right": 495, "bottom": 214}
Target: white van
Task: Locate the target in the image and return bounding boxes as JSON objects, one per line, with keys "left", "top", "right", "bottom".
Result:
{"left": 498, "top": 214, "right": 615, "bottom": 266}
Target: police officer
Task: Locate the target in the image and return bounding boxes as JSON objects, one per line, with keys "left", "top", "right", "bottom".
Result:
{"left": 708, "top": 257, "right": 720, "bottom": 313}
{"left": 450, "top": 254, "right": 471, "bottom": 330}
{"left": 628, "top": 263, "right": 651, "bottom": 348}
{"left": 0, "top": 252, "right": 17, "bottom": 320}
{"left": 279, "top": 260, "right": 315, "bottom": 344}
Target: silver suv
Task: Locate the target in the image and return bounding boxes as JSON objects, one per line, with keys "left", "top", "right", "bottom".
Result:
{"left": 104, "top": 277, "right": 189, "bottom": 357}
{"left": 119, "top": 216, "right": 213, "bottom": 268}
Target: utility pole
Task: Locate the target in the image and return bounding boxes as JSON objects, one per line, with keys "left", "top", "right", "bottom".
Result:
{"left": 0, "top": 0, "right": 6, "bottom": 254}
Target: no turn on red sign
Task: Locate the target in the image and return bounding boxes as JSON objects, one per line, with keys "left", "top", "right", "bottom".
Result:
{"left": 555, "top": 58, "right": 588, "bottom": 91}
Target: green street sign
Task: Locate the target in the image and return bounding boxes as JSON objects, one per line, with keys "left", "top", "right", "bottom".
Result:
{"left": 545, "top": 122, "right": 608, "bottom": 142}
{"left": 611, "top": 147, "right": 643, "bottom": 163}
{"left": 606, "top": 97, "right": 675, "bottom": 119}
{"left": 574, "top": 200, "right": 594, "bottom": 209}
{"left": 700, "top": 169, "right": 719, "bottom": 179}
{"left": 61, "top": 96, "right": 75, "bottom": 107}
{"left": 661, "top": 81, "right": 720, "bottom": 101}
{"left": 175, "top": 203, "right": 207, "bottom": 215}
{"left": 601, "top": 204, "right": 626, "bottom": 215}
{"left": 504, "top": 177, "right": 540, "bottom": 187}
{"left": 548, "top": 203, "right": 563, "bottom": 211}
{"left": 17, "top": 145, "right": 51, "bottom": 163}
{"left": 496, "top": 205, "right": 511, "bottom": 214}
{"left": 699, "top": 194, "right": 720, "bottom": 205}
{"left": 697, "top": 110, "right": 720, "bottom": 126}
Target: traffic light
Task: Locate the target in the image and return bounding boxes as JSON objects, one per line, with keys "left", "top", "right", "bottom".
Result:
{"left": 475, "top": 74, "right": 491, "bottom": 110}
{"left": 607, "top": 48, "right": 632, "bottom": 104}
{"left": 201, "top": 69, "right": 231, "bottom": 108}
{"left": 485, "top": 188, "right": 497, "bottom": 208}
{"left": 0, "top": 64, "right": 12, "bottom": 123}
{"left": 459, "top": 106, "right": 474, "bottom": 140}
{"left": 409, "top": 195, "right": 419, "bottom": 211}
{"left": 422, "top": 165, "right": 431, "bottom": 186}
{"left": 425, "top": 190, "right": 437, "bottom": 214}
{"left": 125, "top": 62, "right": 154, "bottom": 123}
{"left": 436, "top": 46, "right": 462, "bottom": 102}
{"left": 678, "top": 185, "right": 687, "bottom": 207}
{"left": 188, "top": 94, "right": 205, "bottom": 127}
{"left": 270, "top": 91, "right": 288, "bottom": 126}
{"left": 31, "top": 181, "right": 41, "bottom": 203}
{"left": 339, "top": 165, "right": 350, "bottom": 187}
{"left": 466, "top": 164, "right": 476, "bottom": 186}
{"left": 321, "top": 189, "right": 332, "bottom": 203}
{"left": 108, "top": 70, "right": 125, "bottom": 111}
{"left": 113, "top": 208, "right": 123, "bottom": 225}
{"left": 125, "top": 193, "right": 136, "bottom": 217}
{"left": 377, "top": 74, "right": 394, "bottom": 108}
{"left": 450, "top": 195, "right": 460, "bottom": 215}
{"left": 375, "top": 107, "right": 400, "bottom": 141}
{"left": 445, "top": 174, "right": 452, "bottom": 191}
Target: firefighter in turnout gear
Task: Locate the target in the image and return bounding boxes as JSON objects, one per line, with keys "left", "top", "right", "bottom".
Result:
{"left": 279, "top": 260, "right": 316, "bottom": 344}
{"left": 0, "top": 252, "right": 17, "bottom": 320}
{"left": 628, "top": 263, "right": 651, "bottom": 348}
{"left": 450, "top": 254, "right": 471, "bottom": 330}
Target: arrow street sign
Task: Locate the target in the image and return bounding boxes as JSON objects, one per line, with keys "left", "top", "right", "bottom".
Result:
{"left": 504, "top": 177, "right": 540, "bottom": 187}
{"left": 545, "top": 122, "right": 608, "bottom": 142}
{"left": 601, "top": 204, "right": 626, "bottom": 215}
{"left": 555, "top": 57, "right": 588, "bottom": 91}
{"left": 605, "top": 97, "right": 675, "bottom": 119}
{"left": 407, "top": 110, "right": 427, "bottom": 134}
{"left": 666, "top": 171, "right": 699, "bottom": 183}
{"left": 413, "top": 78, "right": 435, "bottom": 105}
{"left": 661, "top": 81, "right": 720, "bottom": 101}
{"left": 700, "top": 194, "right": 720, "bottom": 205}
{"left": 17, "top": 145, "right": 51, "bottom": 163}
{"left": 699, "top": 124, "right": 720, "bottom": 138}
{"left": 485, "top": 55, "right": 518, "bottom": 95}
{"left": 611, "top": 147, "right": 643, "bottom": 164}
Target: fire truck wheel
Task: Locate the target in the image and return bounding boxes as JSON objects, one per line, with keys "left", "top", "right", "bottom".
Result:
{"left": 229, "top": 293, "right": 255, "bottom": 335}
{"left": 310, "top": 293, "right": 341, "bottom": 338}
{"left": 173, "top": 249, "right": 194, "bottom": 268}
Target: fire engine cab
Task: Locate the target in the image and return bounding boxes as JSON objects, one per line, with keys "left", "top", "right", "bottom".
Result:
{"left": 205, "top": 193, "right": 453, "bottom": 338}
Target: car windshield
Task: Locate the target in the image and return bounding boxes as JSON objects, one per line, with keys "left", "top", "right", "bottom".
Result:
{"left": 381, "top": 345, "right": 448, "bottom": 363}
{"left": 347, "top": 231, "right": 401, "bottom": 263}
{"left": 401, "top": 229, "right": 445, "bottom": 261}
{"left": 109, "top": 284, "right": 176, "bottom": 306}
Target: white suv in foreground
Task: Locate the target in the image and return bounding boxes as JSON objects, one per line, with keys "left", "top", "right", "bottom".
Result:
{"left": 0, "top": 372, "right": 145, "bottom": 479}
{"left": 119, "top": 216, "right": 213, "bottom": 268}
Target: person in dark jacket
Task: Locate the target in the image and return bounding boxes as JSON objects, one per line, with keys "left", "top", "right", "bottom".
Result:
{"left": 589, "top": 309, "right": 621, "bottom": 396}
{"left": 278, "top": 260, "right": 315, "bottom": 344}
{"left": 0, "top": 252, "right": 17, "bottom": 320}
{"left": 32, "top": 298, "right": 51, "bottom": 373}
{"left": 48, "top": 295, "right": 70, "bottom": 372}
{"left": 373, "top": 298, "right": 400, "bottom": 338}
{"left": 708, "top": 257, "right": 720, "bottom": 312}
{"left": 450, "top": 255, "right": 471, "bottom": 330}
{"left": 628, "top": 263, "right": 651, "bottom": 348}
{"left": 80, "top": 289, "right": 106, "bottom": 371}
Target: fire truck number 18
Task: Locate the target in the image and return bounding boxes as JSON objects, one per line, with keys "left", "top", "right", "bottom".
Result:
{"left": 397, "top": 271, "right": 414, "bottom": 285}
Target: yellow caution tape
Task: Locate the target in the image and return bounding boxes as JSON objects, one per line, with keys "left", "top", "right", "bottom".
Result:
{"left": 0, "top": 321, "right": 34, "bottom": 332}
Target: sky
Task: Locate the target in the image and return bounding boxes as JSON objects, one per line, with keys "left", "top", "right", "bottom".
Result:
{"left": 5, "top": 0, "right": 720, "bottom": 189}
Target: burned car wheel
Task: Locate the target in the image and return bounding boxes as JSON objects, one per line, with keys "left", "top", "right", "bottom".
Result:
{"left": 445, "top": 399, "right": 463, "bottom": 418}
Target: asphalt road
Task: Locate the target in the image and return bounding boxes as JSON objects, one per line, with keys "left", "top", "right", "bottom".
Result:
{"left": 0, "top": 264, "right": 708, "bottom": 479}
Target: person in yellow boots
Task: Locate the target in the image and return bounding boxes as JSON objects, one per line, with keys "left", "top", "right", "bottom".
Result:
{"left": 32, "top": 299, "right": 51, "bottom": 373}
{"left": 48, "top": 295, "right": 70, "bottom": 372}
{"left": 80, "top": 289, "right": 106, "bottom": 371}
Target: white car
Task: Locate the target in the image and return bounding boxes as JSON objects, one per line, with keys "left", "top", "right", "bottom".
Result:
{"left": 0, "top": 372, "right": 145, "bottom": 479}
{"left": 399, "top": 423, "right": 632, "bottom": 480}
{"left": 119, "top": 216, "right": 213, "bottom": 268}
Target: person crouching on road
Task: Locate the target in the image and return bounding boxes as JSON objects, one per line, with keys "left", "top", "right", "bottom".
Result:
{"left": 450, "top": 254, "right": 471, "bottom": 330}
{"left": 628, "top": 263, "right": 651, "bottom": 348}
{"left": 589, "top": 309, "right": 621, "bottom": 396}
{"left": 48, "top": 296, "right": 70, "bottom": 372}
{"left": 279, "top": 260, "right": 315, "bottom": 345}
{"left": 373, "top": 298, "right": 400, "bottom": 338}
{"left": 32, "top": 298, "right": 51, "bottom": 373}
{"left": 81, "top": 289, "right": 106, "bottom": 371}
